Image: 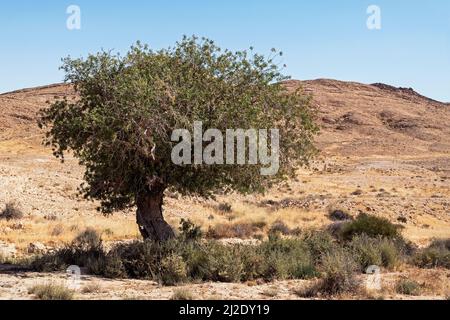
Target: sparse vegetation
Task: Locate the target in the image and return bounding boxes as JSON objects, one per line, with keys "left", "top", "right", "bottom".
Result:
{"left": 206, "top": 223, "right": 261, "bottom": 239}
{"left": 396, "top": 279, "right": 421, "bottom": 296}
{"left": 348, "top": 235, "right": 402, "bottom": 271}
{"left": 328, "top": 209, "right": 352, "bottom": 221}
{"left": 28, "top": 283, "right": 74, "bottom": 300}
{"left": 171, "top": 288, "right": 194, "bottom": 300}
{"left": 81, "top": 283, "right": 102, "bottom": 294}
{"left": 315, "top": 249, "right": 360, "bottom": 296}
{"left": 0, "top": 202, "right": 24, "bottom": 221}
{"left": 268, "top": 220, "right": 293, "bottom": 236}
{"left": 340, "top": 213, "right": 401, "bottom": 241}
{"left": 217, "top": 203, "right": 232, "bottom": 213}
{"left": 413, "top": 239, "right": 450, "bottom": 269}
{"left": 261, "top": 287, "right": 279, "bottom": 297}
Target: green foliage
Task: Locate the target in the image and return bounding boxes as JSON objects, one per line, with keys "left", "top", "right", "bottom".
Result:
{"left": 178, "top": 219, "right": 203, "bottom": 241}
{"left": 30, "top": 221, "right": 318, "bottom": 285}
{"left": 38, "top": 36, "right": 318, "bottom": 214}
{"left": 28, "top": 284, "right": 74, "bottom": 300}
{"left": 348, "top": 235, "right": 382, "bottom": 270}
{"left": 348, "top": 235, "right": 403, "bottom": 271}
{"left": 340, "top": 213, "right": 401, "bottom": 241}
{"left": 303, "top": 230, "right": 337, "bottom": 264}
{"left": 31, "top": 229, "right": 105, "bottom": 272}
{"left": 316, "top": 248, "right": 359, "bottom": 296}
{"left": 0, "top": 202, "right": 24, "bottom": 220}
{"left": 160, "top": 253, "right": 188, "bottom": 285}
{"left": 413, "top": 239, "right": 450, "bottom": 269}
{"left": 396, "top": 279, "right": 421, "bottom": 296}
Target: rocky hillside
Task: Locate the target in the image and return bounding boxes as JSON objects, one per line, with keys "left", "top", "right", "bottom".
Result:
{"left": 285, "top": 79, "right": 449, "bottom": 157}
{"left": 1, "top": 80, "right": 448, "bottom": 157}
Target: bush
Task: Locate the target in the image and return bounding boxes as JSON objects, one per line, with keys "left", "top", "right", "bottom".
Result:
{"left": 328, "top": 209, "right": 352, "bottom": 221}
{"left": 303, "top": 231, "right": 337, "bottom": 264}
{"left": 73, "top": 228, "right": 102, "bottom": 250}
{"left": 348, "top": 235, "right": 382, "bottom": 270}
{"left": 379, "top": 238, "right": 403, "bottom": 269}
{"left": 178, "top": 219, "right": 203, "bottom": 241}
{"left": 31, "top": 228, "right": 105, "bottom": 273}
{"left": 199, "top": 242, "right": 245, "bottom": 282}
{"left": 316, "top": 249, "right": 359, "bottom": 296}
{"left": 340, "top": 213, "right": 400, "bottom": 241}
{"left": 396, "top": 279, "right": 421, "bottom": 296}
{"left": 413, "top": 239, "right": 450, "bottom": 269}
{"left": 28, "top": 283, "right": 74, "bottom": 300}
{"left": 348, "top": 235, "right": 403, "bottom": 271}
{"left": 268, "top": 220, "right": 291, "bottom": 236}
{"left": 0, "top": 202, "right": 24, "bottom": 220}
{"left": 160, "top": 253, "right": 188, "bottom": 285}
{"left": 171, "top": 288, "right": 194, "bottom": 300}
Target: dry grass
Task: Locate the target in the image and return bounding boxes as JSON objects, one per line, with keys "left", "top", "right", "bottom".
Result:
{"left": 171, "top": 288, "right": 194, "bottom": 300}
{"left": 28, "top": 283, "right": 75, "bottom": 300}
{"left": 0, "top": 214, "right": 139, "bottom": 251}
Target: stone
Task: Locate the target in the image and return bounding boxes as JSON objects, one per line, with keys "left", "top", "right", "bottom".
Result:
{"left": 27, "top": 242, "right": 46, "bottom": 254}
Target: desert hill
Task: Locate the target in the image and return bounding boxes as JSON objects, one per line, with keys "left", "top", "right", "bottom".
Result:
{"left": 285, "top": 79, "right": 449, "bottom": 157}
{"left": 1, "top": 79, "right": 448, "bottom": 158}
{"left": 0, "top": 79, "right": 449, "bottom": 300}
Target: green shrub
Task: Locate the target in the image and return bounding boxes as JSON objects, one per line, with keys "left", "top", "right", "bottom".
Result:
{"left": 396, "top": 279, "right": 421, "bottom": 296}
{"left": 413, "top": 240, "right": 450, "bottom": 269}
{"left": 303, "top": 231, "right": 337, "bottom": 264}
{"left": 195, "top": 242, "right": 245, "bottom": 282}
{"left": 348, "top": 235, "right": 382, "bottom": 270}
{"left": 28, "top": 283, "right": 74, "bottom": 300}
{"left": 256, "top": 235, "right": 318, "bottom": 280}
{"left": 178, "top": 219, "right": 203, "bottom": 241}
{"left": 31, "top": 228, "right": 105, "bottom": 272}
{"left": 0, "top": 202, "right": 24, "bottom": 221}
{"left": 160, "top": 253, "right": 188, "bottom": 285}
{"left": 429, "top": 239, "right": 450, "bottom": 250}
{"left": 171, "top": 288, "right": 194, "bottom": 300}
{"left": 340, "top": 213, "right": 400, "bottom": 240}
{"left": 379, "top": 238, "right": 402, "bottom": 269}
{"left": 348, "top": 235, "right": 403, "bottom": 271}
{"left": 316, "top": 248, "right": 359, "bottom": 296}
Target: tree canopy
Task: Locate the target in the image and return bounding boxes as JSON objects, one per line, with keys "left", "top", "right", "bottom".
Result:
{"left": 38, "top": 36, "right": 318, "bottom": 240}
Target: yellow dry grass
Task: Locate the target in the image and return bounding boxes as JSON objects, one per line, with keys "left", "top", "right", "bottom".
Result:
{"left": 0, "top": 214, "right": 140, "bottom": 251}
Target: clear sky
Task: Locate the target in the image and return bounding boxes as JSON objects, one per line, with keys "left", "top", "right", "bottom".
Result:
{"left": 1, "top": 0, "right": 449, "bottom": 101}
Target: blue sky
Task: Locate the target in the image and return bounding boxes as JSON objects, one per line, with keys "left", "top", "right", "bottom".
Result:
{"left": 1, "top": 0, "right": 449, "bottom": 101}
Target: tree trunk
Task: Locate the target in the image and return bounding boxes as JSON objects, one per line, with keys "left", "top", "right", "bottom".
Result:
{"left": 136, "top": 189, "right": 175, "bottom": 242}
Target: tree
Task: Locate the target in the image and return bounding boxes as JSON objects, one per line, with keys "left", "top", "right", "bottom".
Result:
{"left": 38, "top": 36, "right": 318, "bottom": 241}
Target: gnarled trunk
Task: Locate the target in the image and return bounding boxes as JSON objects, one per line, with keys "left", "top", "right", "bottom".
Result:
{"left": 136, "top": 189, "right": 175, "bottom": 241}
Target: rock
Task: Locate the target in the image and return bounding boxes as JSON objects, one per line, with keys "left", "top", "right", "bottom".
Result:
{"left": 27, "top": 242, "right": 46, "bottom": 254}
